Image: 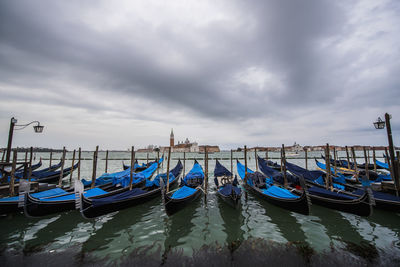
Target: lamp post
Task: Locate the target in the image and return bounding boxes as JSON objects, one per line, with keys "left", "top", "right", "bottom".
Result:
{"left": 373, "top": 113, "right": 399, "bottom": 195}
{"left": 5, "top": 117, "right": 44, "bottom": 163}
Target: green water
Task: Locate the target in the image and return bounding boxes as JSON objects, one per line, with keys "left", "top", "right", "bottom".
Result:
{"left": 0, "top": 151, "right": 399, "bottom": 261}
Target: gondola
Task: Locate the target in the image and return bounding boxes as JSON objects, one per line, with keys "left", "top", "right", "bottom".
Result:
{"left": 213, "top": 160, "right": 241, "bottom": 208}
{"left": 122, "top": 157, "right": 162, "bottom": 171}
{"left": 375, "top": 159, "right": 389, "bottom": 170}
{"left": 23, "top": 161, "right": 161, "bottom": 217}
{"left": 282, "top": 159, "right": 374, "bottom": 216}
{"left": 30, "top": 162, "right": 79, "bottom": 183}
{"left": 80, "top": 160, "right": 183, "bottom": 218}
{"left": 0, "top": 187, "right": 69, "bottom": 215}
{"left": 321, "top": 154, "right": 379, "bottom": 170}
{"left": 163, "top": 160, "right": 204, "bottom": 216}
{"left": 15, "top": 158, "right": 43, "bottom": 173}
{"left": 315, "top": 159, "right": 400, "bottom": 213}
{"left": 6, "top": 162, "right": 78, "bottom": 184}
{"left": 237, "top": 160, "right": 310, "bottom": 215}
{"left": 82, "top": 157, "right": 163, "bottom": 187}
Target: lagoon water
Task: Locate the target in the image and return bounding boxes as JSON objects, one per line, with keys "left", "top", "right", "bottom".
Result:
{"left": 1, "top": 151, "right": 399, "bottom": 264}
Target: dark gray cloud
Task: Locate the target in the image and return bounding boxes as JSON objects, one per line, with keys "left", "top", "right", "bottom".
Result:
{"left": 1, "top": 0, "right": 399, "bottom": 149}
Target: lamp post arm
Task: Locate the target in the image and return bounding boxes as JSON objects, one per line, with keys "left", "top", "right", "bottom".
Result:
{"left": 14, "top": 121, "right": 41, "bottom": 130}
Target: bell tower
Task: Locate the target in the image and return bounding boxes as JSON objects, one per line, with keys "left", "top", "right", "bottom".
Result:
{"left": 170, "top": 128, "right": 174, "bottom": 147}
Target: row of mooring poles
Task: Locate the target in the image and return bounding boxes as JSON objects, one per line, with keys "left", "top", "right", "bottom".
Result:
{"left": 4, "top": 145, "right": 399, "bottom": 197}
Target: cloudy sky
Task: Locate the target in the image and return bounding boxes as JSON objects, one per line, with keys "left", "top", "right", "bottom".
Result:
{"left": 1, "top": 0, "right": 399, "bottom": 150}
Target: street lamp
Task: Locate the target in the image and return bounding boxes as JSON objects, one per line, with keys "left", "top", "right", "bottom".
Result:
{"left": 373, "top": 117, "right": 385, "bottom": 129}
{"left": 4, "top": 117, "right": 45, "bottom": 163}
{"left": 374, "top": 113, "right": 399, "bottom": 195}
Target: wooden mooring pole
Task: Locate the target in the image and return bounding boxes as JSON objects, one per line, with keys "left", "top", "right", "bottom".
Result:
{"left": 345, "top": 146, "right": 351, "bottom": 169}
{"left": 9, "top": 150, "right": 17, "bottom": 196}
{"left": 305, "top": 149, "right": 308, "bottom": 170}
{"left": 166, "top": 147, "right": 171, "bottom": 193}
{"left": 351, "top": 147, "right": 359, "bottom": 182}
{"left": 90, "top": 146, "right": 99, "bottom": 189}
{"left": 129, "top": 146, "right": 135, "bottom": 190}
{"left": 325, "top": 144, "right": 332, "bottom": 190}
{"left": 58, "top": 147, "right": 66, "bottom": 187}
{"left": 105, "top": 150, "right": 109, "bottom": 173}
{"left": 69, "top": 149, "right": 76, "bottom": 185}
{"left": 255, "top": 148, "right": 258, "bottom": 171}
{"left": 244, "top": 146, "right": 248, "bottom": 180}
{"left": 282, "top": 144, "right": 288, "bottom": 188}
{"left": 28, "top": 147, "right": 33, "bottom": 181}
{"left": 363, "top": 146, "right": 370, "bottom": 181}
{"left": 49, "top": 151, "right": 53, "bottom": 167}
{"left": 77, "top": 148, "right": 81, "bottom": 182}
{"left": 230, "top": 149, "right": 233, "bottom": 177}
{"left": 183, "top": 151, "right": 186, "bottom": 177}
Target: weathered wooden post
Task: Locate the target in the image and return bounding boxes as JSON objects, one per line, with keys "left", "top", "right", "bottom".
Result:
{"left": 384, "top": 113, "right": 399, "bottom": 195}
{"left": 129, "top": 146, "right": 135, "bottom": 190}
{"left": 24, "top": 151, "right": 28, "bottom": 164}
{"left": 166, "top": 147, "right": 171, "bottom": 193}
{"left": 363, "top": 146, "right": 370, "bottom": 181}
{"left": 204, "top": 147, "right": 208, "bottom": 194}
{"left": 282, "top": 144, "right": 288, "bottom": 188}
{"left": 345, "top": 146, "right": 351, "bottom": 169}
{"left": 385, "top": 148, "right": 391, "bottom": 173}
{"left": 77, "top": 148, "right": 81, "bottom": 182}
{"left": 254, "top": 148, "right": 258, "bottom": 171}
{"left": 333, "top": 146, "right": 337, "bottom": 176}
{"left": 156, "top": 151, "right": 160, "bottom": 176}
{"left": 49, "top": 151, "right": 53, "bottom": 167}
{"left": 9, "top": 150, "right": 17, "bottom": 196}
{"left": 325, "top": 144, "right": 332, "bottom": 190}
{"left": 244, "top": 146, "right": 248, "bottom": 180}
{"left": 69, "top": 149, "right": 76, "bottom": 185}
{"left": 305, "top": 149, "right": 308, "bottom": 170}
{"left": 351, "top": 147, "right": 359, "bottom": 182}
{"left": 280, "top": 148, "right": 283, "bottom": 172}
{"left": 373, "top": 147, "right": 377, "bottom": 172}
{"left": 58, "top": 147, "right": 66, "bottom": 187}
{"left": 90, "top": 146, "right": 99, "bottom": 189}
{"left": 230, "top": 149, "right": 233, "bottom": 177}
{"left": 265, "top": 148, "right": 268, "bottom": 161}
{"left": 183, "top": 151, "right": 186, "bottom": 177}
{"left": 105, "top": 150, "right": 109, "bottom": 173}
{"left": 28, "top": 147, "right": 33, "bottom": 181}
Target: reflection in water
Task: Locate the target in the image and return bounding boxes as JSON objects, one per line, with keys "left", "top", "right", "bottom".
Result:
{"left": 217, "top": 198, "right": 245, "bottom": 245}
{"left": 342, "top": 211, "right": 400, "bottom": 251}
{"left": 312, "top": 207, "right": 367, "bottom": 246}
{"left": 262, "top": 202, "right": 307, "bottom": 245}
{"left": 81, "top": 198, "right": 161, "bottom": 257}
{"left": 163, "top": 200, "right": 200, "bottom": 252}
{"left": 0, "top": 213, "right": 39, "bottom": 250}
{"left": 24, "top": 212, "right": 84, "bottom": 252}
